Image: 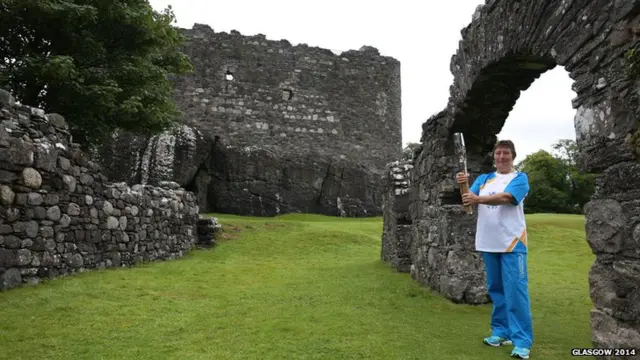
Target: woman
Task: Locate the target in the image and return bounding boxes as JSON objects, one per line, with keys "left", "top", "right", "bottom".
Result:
{"left": 456, "top": 140, "right": 533, "bottom": 359}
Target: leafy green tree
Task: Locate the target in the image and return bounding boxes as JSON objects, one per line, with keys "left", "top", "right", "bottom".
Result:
{"left": 551, "top": 139, "right": 597, "bottom": 210}
{"left": 0, "top": 0, "right": 193, "bottom": 145}
{"left": 517, "top": 150, "right": 572, "bottom": 213}
{"left": 517, "top": 139, "right": 597, "bottom": 214}
{"left": 568, "top": 167, "right": 597, "bottom": 210}
{"left": 552, "top": 139, "right": 579, "bottom": 166}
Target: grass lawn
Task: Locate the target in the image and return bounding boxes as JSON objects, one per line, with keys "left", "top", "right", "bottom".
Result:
{"left": 0, "top": 213, "right": 593, "bottom": 359}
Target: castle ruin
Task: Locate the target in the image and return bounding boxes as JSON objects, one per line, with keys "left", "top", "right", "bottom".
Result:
{"left": 96, "top": 24, "right": 402, "bottom": 218}
{"left": 0, "top": 89, "right": 219, "bottom": 290}
{"left": 382, "top": 0, "right": 640, "bottom": 352}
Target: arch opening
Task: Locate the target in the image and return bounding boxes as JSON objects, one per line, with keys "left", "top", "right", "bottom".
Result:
{"left": 442, "top": 55, "right": 560, "bottom": 205}
{"left": 451, "top": 55, "right": 557, "bottom": 167}
{"left": 381, "top": 0, "right": 640, "bottom": 351}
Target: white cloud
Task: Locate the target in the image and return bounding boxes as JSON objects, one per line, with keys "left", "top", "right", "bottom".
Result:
{"left": 150, "top": 0, "right": 578, "bottom": 159}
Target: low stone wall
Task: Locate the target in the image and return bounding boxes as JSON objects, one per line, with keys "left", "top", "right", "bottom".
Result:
{"left": 0, "top": 89, "right": 207, "bottom": 290}
{"left": 381, "top": 160, "right": 413, "bottom": 272}
{"left": 196, "top": 217, "right": 221, "bottom": 248}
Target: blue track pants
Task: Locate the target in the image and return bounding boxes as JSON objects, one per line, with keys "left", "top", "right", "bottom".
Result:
{"left": 482, "top": 252, "right": 533, "bottom": 348}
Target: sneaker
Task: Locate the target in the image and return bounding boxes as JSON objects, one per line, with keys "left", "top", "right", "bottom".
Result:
{"left": 483, "top": 336, "right": 512, "bottom": 347}
{"left": 511, "top": 347, "right": 530, "bottom": 359}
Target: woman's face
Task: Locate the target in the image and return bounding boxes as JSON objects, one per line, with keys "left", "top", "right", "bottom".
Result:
{"left": 494, "top": 146, "right": 514, "bottom": 172}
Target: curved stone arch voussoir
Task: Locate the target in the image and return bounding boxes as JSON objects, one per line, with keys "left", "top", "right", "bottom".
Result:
{"left": 447, "top": 0, "right": 639, "bottom": 172}
{"left": 384, "top": 0, "right": 640, "bottom": 350}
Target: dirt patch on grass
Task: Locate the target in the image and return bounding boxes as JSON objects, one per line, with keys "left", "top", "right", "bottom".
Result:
{"left": 218, "top": 224, "right": 244, "bottom": 240}
{"left": 216, "top": 221, "right": 287, "bottom": 241}
{"left": 220, "top": 232, "right": 239, "bottom": 240}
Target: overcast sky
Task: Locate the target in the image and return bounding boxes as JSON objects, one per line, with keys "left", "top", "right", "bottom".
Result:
{"left": 149, "top": 0, "right": 578, "bottom": 159}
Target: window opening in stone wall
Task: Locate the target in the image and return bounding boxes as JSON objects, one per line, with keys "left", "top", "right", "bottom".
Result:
{"left": 225, "top": 71, "right": 234, "bottom": 81}
{"left": 282, "top": 89, "right": 293, "bottom": 100}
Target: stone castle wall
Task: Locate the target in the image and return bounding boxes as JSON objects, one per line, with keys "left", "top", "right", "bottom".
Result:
{"left": 174, "top": 24, "right": 402, "bottom": 171}
{"left": 0, "top": 89, "right": 202, "bottom": 290}
{"left": 96, "top": 24, "right": 401, "bottom": 217}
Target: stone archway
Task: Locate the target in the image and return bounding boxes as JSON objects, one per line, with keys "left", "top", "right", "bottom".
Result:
{"left": 382, "top": 0, "right": 640, "bottom": 350}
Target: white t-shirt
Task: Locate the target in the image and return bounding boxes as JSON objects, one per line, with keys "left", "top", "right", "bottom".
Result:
{"left": 470, "top": 171, "right": 530, "bottom": 253}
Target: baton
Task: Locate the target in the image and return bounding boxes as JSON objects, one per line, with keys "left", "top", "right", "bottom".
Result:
{"left": 453, "top": 132, "right": 473, "bottom": 214}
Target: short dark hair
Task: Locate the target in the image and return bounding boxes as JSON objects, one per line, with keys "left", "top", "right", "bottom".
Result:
{"left": 493, "top": 140, "right": 516, "bottom": 159}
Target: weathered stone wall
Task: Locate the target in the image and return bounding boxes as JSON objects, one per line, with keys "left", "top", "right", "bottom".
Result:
{"left": 95, "top": 24, "right": 401, "bottom": 217}
{"left": 0, "top": 89, "right": 203, "bottom": 290}
{"left": 381, "top": 160, "right": 413, "bottom": 273}
{"left": 409, "top": 112, "right": 489, "bottom": 305}
{"left": 174, "top": 24, "right": 402, "bottom": 171}
{"left": 383, "top": 0, "right": 640, "bottom": 352}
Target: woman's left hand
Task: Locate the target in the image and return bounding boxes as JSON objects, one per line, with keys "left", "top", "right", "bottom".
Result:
{"left": 462, "top": 192, "right": 480, "bottom": 206}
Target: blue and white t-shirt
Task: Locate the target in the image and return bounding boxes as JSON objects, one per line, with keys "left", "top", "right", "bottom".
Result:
{"left": 470, "top": 171, "right": 530, "bottom": 253}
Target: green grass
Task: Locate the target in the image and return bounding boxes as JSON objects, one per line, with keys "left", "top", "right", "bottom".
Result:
{"left": 0, "top": 213, "right": 593, "bottom": 359}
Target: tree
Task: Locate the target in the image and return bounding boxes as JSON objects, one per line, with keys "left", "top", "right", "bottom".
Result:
{"left": 552, "top": 138, "right": 579, "bottom": 166}
{"left": 402, "top": 142, "right": 421, "bottom": 161}
{"left": 568, "top": 167, "right": 597, "bottom": 210}
{"left": 517, "top": 139, "right": 597, "bottom": 214}
{"left": 517, "top": 150, "right": 572, "bottom": 213}
{"left": 0, "top": 0, "right": 193, "bottom": 145}
{"left": 550, "top": 139, "right": 597, "bottom": 210}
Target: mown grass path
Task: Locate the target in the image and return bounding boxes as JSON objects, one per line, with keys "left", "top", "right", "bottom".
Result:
{"left": 0, "top": 213, "right": 593, "bottom": 359}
